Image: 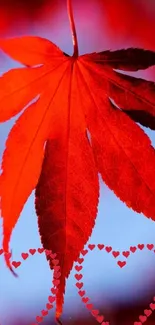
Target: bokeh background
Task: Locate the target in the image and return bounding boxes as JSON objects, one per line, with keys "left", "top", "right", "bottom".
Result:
{"left": 0, "top": 1, "right": 155, "bottom": 324}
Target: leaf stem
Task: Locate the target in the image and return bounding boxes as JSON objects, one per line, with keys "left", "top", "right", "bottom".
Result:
{"left": 67, "top": 0, "right": 79, "bottom": 57}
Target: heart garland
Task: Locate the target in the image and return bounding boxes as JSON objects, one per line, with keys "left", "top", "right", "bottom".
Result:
{"left": 1, "top": 243, "right": 155, "bottom": 324}
{"left": 74, "top": 243, "right": 155, "bottom": 324}
{"left": 0, "top": 248, "right": 61, "bottom": 325}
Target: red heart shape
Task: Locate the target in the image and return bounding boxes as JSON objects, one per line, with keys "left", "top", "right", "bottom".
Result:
{"left": 38, "top": 248, "right": 44, "bottom": 254}
{"left": 96, "top": 315, "right": 104, "bottom": 323}
{"left": 51, "top": 287, "right": 58, "bottom": 295}
{"left": 86, "top": 303, "right": 93, "bottom": 310}
{"left": 76, "top": 282, "right": 83, "bottom": 289}
{"left": 75, "top": 265, "right": 82, "bottom": 272}
{"left": 122, "top": 251, "right": 130, "bottom": 258}
{"left": 75, "top": 274, "right": 83, "bottom": 281}
{"left": 52, "top": 259, "right": 59, "bottom": 265}
{"left": 50, "top": 253, "right": 57, "bottom": 259}
{"left": 144, "top": 309, "right": 152, "bottom": 317}
{"left": 53, "top": 265, "right": 60, "bottom": 272}
{"left": 138, "top": 244, "right": 144, "bottom": 250}
{"left": 21, "top": 253, "right": 29, "bottom": 260}
{"left": 46, "top": 303, "right": 53, "bottom": 310}
{"left": 91, "top": 309, "right": 99, "bottom": 316}
{"left": 97, "top": 244, "right": 104, "bottom": 250}
{"left": 4, "top": 252, "right": 11, "bottom": 259}
{"left": 88, "top": 244, "right": 95, "bottom": 250}
{"left": 139, "top": 315, "right": 147, "bottom": 323}
{"left": 130, "top": 246, "right": 137, "bottom": 253}
{"left": 117, "top": 261, "right": 126, "bottom": 268}
{"left": 12, "top": 261, "right": 21, "bottom": 268}
{"left": 75, "top": 243, "right": 155, "bottom": 324}
{"left": 105, "top": 246, "right": 112, "bottom": 253}
{"left": 29, "top": 249, "right": 36, "bottom": 255}
{"left": 77, "top": 257, "right": 84, "bottom": 264}
{"left": 45, "top": 249, "right": 52, "bottom": 256}
{"left": 0, "top": 248, "right": 60, "bottom": 325}
{"left": 112, "top": 251, "right": 120, "bottom": 258}
{"left": 147, "top": 244, "right": 154, "bottom": 250}
{"left": 81, "top": 249, "right": 88, "bottom": 256}
{"left": 150, "top": 302, "right": 155, "bottom": 310}
{"left": 36, "top": 316, "right": 43, "bottom": 323}
{"left": 54, "top": 271, "right": 61, "bottom": 279}
{"left": 48, "top": 295, "right": 55, "bottom": 303}
{"left": 78, "top": 290, "right": 85, "bottom": 297}
{"left": 53, "top": 279, "right": 60, "bottom": 287}
{"left": 41, "top": 310, "right": 48, "bottom": 316}
{"left": 82, "top": 297, "right": 89, "bottom": 303}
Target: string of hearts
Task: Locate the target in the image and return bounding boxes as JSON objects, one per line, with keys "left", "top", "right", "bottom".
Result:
{"left": 0, "top": 243, "right": 155, "bottom": 324}
{"left": 75, "top": 243, "right": 155, "bottom": 325}
{"left": 0, "top": 248, "right": 60, "bottom": 325}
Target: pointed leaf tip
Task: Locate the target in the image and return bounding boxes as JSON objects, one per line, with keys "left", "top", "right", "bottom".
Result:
{"left": 56, "top": 317, "right": 63, "bottom": 325}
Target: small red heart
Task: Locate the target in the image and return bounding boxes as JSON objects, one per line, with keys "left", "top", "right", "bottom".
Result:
{"left": 150, "top": 302, "right": 155, "bottom": 310}
{"left": 86, "top": 303, "right": 93, "bottom": 310}
{"left": 88, "top": 244, "right": 95, "bottom": 250}
{"left": 52, "top": 259, "right": 59, "bottom": 265}
{"left": 76, "top": 282, "right": 83, "bottom": 289}
{"left": 51, "top": 287, "right": 58, "bottom": 295}
{"left": 134, "top": 322, "right": 141, "bottom": 325}
{"left": 41, "top": 310, "right": 48, "bottom": 316}
{"left": 0, "top": 249, "right": 3, "bottom": 255}
{"left": 46, "top": 303, "right": 53, "bottom": 310}
{"left": 81, "top": 249, "right": 88, "bottom": 256}
{"left": 75, "top": 265, "right": 82, "bottom": 272}
{"left": 117, "top": 261, "right": 126, "bottom": 268}
{"left": 21, "top": 253, "right": 29, "bottom": 260}
{"left": 38, "top": 248, "right": 44, "bottom": 254}
{"left": 147, "top": 244, "right": 154, "bottom": 250}
{"left": 77, "top": 257, "right": 84, "bottom": 264}
{"left": 48, "top": 296, "right": 55, "bottom": 303}
{"left": 75, "top": 274, "right": 83, "bottom": 281}
{"left": 97, "top": 244, "right": 104, "bottom": 250}
{"left": 50, "top": 253, "right": 57, "bottom": 259}
{"left": 54, "top": 271, "right": 61, "bottom": 279}
{"left": 45, "top": 249, "right": 52, "bottom": 256}
{"left": 130, "top": 246, "right": 137, "bottom": 253}
{"left": 53, "top": 265, "right": 60, "bottom": 272}
{"left": 82, "top": 297, "right": 89, "bottom": 303}
{"left": 53, "top": 279, "right": 60, "bottom": 286}
{"left": 91, "top": 309, "right": 99, "bottom": 316}
{"left": 144, "top": 309, "right": 152, "bottom": 317}
{"left": 112, "top": 251, "right": 120, "bottom": 258}
{"left": 139, "top": 315, "right": 147, "bottom": 323}
{"left": 36, "top": 316, "right": 43, "bottom": 323}
{"left": 12, "top": 261, "right": 21, "bottom": 268}
{"left": 122, "top": 251, "right": 130, "bottom": 258}
{"left": 96, "top": 315, "right": 104, "bottom": 323}
{"left": 29, "top": 249, "right": 36, "bottom": 255}
{"left": 105, "top": 246, "right": 112, "bottom": 253}
{"left": 4, "top": 252, "right": 11, "bottom": 259}
{"left": 138, "top": 244, "right": 144, "bottom": 250}
{"left": 78, "top": 290, "right": 85, "bottom": 297}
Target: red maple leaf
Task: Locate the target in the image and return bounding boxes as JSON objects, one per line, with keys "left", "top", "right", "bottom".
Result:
{"left": 0, "top": 0, "right": 155, "bottom": 322}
